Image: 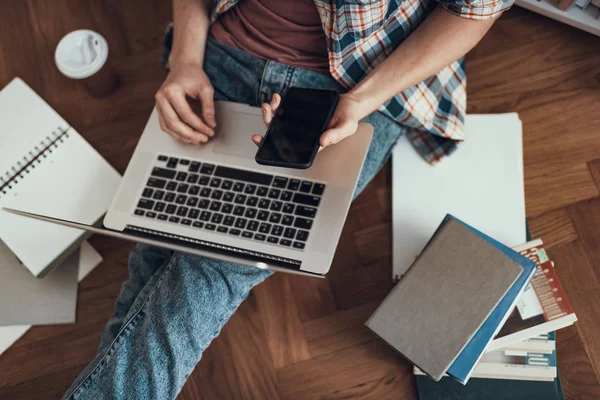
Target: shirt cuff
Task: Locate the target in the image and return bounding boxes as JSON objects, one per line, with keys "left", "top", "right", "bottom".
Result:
{"left": 438, "top": 0, "right": 514, "bottom": 20}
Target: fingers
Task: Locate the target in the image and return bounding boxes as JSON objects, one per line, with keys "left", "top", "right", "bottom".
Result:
{"left": 251, "top": 134, "right": 263, "bottom": 147}
{"left": 155, "top": 95, "right": 209, "bottom": 144}
{"left": 198, "top": 86, "right": 217, "bottom": 129}
{"left": 261, "top": 93, "right": 282, "bottom": 127}
{"left": 164, "top": 86, "right": 215, "bottom": 136}
{"left": 320, "top": 119, "right": 356, "bottom": 148}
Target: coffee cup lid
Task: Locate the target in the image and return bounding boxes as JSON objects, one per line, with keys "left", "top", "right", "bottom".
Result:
{"left": 55, "top": 30, "right": 109, "bottom": 79}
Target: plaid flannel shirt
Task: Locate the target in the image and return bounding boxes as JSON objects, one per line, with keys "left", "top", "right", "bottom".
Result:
{"left": 210, "top": 0, "right": 513, "bottom": 163}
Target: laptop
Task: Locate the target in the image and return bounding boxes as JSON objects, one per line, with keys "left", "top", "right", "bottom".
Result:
{"left": 5, "top": 101, "right": 373, "bottom": 277}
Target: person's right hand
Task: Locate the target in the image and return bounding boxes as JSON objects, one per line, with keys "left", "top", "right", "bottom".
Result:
{"left": 155, "top": 61, "right": 216, "bottom": 144}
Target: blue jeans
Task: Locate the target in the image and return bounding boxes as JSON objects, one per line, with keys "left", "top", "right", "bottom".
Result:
{"left": 63, "top": 36, "right": 405, "bottom": 400}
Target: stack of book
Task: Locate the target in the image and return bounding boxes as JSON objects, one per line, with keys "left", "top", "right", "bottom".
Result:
{"left": 413, "top": 239, "right": 576, "bottom": 399}
{"left": 366, "top": 216, "right": 576, "bottom": 398}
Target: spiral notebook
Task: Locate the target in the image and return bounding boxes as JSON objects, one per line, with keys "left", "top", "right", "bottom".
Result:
{"left": 0, "top": 78, "right": 121, "bottom": 277}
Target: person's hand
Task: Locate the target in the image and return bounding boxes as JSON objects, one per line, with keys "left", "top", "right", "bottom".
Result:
{"left": 251, "top": 93, "right": 363, "bottom": 149}
{"left": 155, "top": 61, "right": 216, "bottom": 144}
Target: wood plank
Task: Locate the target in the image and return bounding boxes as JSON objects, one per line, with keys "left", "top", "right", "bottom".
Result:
{"left": 557, "top": 325, "right": 600, "bottom": 400}
{"left": 303, "top": 302, "right": 379, "bottom": 358}
{"left": 320, "top": 373, "right": 416, "bottom": 400}
{"left": 589, "top": 159, "right": 600, "bottom": 192}
{"left": 277, "top": 340, "right": 413, "bottom": 400}
{"left": 525, "top": 163, "right": 599, "bottom": 216}
{"left": 528, "top": 208, "right": 578, "bottom": 249}
{"left": 287, "top": 275, "right": 337, "bottom": 322}
{"left": 568, "top": 196, "right": 600, "bottom": 285}
{"left": 548, "top": 241, "right": 600, "bottom": 381}
{"left": 253, "top": 273, "right": 311, "bottom": 369}
{"left": 353, "top": 223, "right": 392, "bottom": 265}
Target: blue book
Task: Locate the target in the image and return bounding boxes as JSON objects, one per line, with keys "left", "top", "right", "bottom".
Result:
{"left": 445, "top": 215, "right": 537, "bottom": 384}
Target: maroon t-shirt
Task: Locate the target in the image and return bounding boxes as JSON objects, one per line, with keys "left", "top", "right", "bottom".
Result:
{"left": 210, "top": 0, "right": 330, "bottom": 74}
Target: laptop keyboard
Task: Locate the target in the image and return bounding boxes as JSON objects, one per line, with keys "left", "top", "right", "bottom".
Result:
{"left": 132, "top": 155, "right": 326, "bottom": 250}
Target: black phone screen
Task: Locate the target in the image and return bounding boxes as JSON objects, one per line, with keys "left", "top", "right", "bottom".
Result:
{"left": 256, "top": 88, "right": 339, "bottom": 168}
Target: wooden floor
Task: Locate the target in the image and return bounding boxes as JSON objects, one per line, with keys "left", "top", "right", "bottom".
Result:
{"left": 1, "top": 1, "right": 600, "bottom": 399}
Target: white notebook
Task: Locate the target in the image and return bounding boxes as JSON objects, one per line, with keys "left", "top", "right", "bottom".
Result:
{"left": 0, "top": 240, "right": 103, "bottom": 357}
{"left": 0, "top": 78, "right": 121, "bottom": 277}
{"left": 392, "top": 114, "right": 527, "bottom": 281}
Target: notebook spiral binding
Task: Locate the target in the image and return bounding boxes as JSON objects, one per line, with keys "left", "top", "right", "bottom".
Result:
{"left": 0, "top": 127, "right": 70, "bottom": 199}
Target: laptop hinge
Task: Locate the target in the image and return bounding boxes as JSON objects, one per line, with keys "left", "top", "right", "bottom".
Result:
{"left": 125, "top": 225, "right": 302, "bottom": 271}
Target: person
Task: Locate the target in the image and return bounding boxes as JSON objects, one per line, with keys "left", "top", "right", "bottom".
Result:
{"left": 63, "top": 0, "right": 510, "bottom": 398}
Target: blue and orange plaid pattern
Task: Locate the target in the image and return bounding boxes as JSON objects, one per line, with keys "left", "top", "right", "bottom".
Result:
{"left": 208, "top": 0, "right": 513, "bottom": 163}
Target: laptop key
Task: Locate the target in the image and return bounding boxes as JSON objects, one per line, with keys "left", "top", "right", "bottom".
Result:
{"left": 176, "top": 206, "right": 189, "bottom": 217}
{"left": 169, "top": 216, "right": 180, "bottom": 223}
{"left": 200, "top": 188, "right": 211, "bottom": 197}
{"left": 235, "top": 218, "right": 247, "bottom": 229}
{"left": 270, "top": 201, "right": 282, "bottom": 212}
{"left": 179, "top": 159, "right": 190, "bottom": 166}
{"left": 176, "top": 172, "right": 188, "bottom": 182}
{"left": 200, "top": 164, "right": 215, "bottom": 174}
{"left": 158, "top": 214, "right": 168, "bottom": 221}
{"left": 222, "top": 203, "right": 233, "bottom": 214}
{"left": 187, "top": 174, "right": 199, "bottom": 184}
{"left": 154, "top": 202, "right": 166, "bottom": 212}
{"left": 273, "top": 177, "right": 288, "bottom": 188}
{"left": 257, "top": 186, "right": 268, "bottom": 197}
{"left": 257, "top": 210, "right": 269, "bottom": 221}
{"left": 188, "top": 186, "right": 200, "bottom": 196}
{"left": 210, "top": 201, "right": 222, "bottom": 212}
{"left": 134, "top": 209, "right": 145, "bottom": 216}
{"left": 259, "top": 223, "right": 271, "bottom": 234}
{"left": 282, "top": 215, "right": 294, "bottom": 226}
{"left": 211, "top": 190, "right": 223, "bottom": 200}
{"left": 295, "top": 206, "right": 317, "bottom": 218}
{"left": 233, "top": 206, "right": 245, "bottom": 216}
{"left": 242, "top": 231, "right": 253, "bottom": 238}
{"left": 280, "top": 191, "right": 293, "bottom": 201}
{"left": 200, "top": 211, "right": 212, "bottom": 221}
{"left": 147, "top": 177, "right": 167, "bottom": 189}
{"left": 283, "top": 203, "right": 295, "bottom": 214}
{"left": 199, "top": 176, "right": 210, "bottom": 185}
{"left": 269, "top": 213, "right": 282, "bottom": 224}
{"left": 165, "top": 193, "right": 176, "bottom": 203}
{"left": 292, "top": 193, "right": 320, "bottom": 207}
{"left": 137, "top": 199, "right": 154, "bottom": 210}
{"left": 267, "top": 236, "right": 279, "bottom": 244}
{"left": 181, "top": 219, "right": 192, "bottom": 226}
{"left": 187, "top": 197, "right": 199, "bottom": 207}
{"left": 217, "top": 226, "right": 228, "bottom": 233}
{"left": 288, "top": 179, "right": 300, "bottom": 191}
{"left": 175, "top": 194, "right": 187, "bottom": 205}
{"left": 152, "top": 167, "right": 176, "bottom": 179}
{"left": 142, "top": 188, "right": 154, "bottom": 198}
{"left": 244, "top": 184, "right": 257, "bottom": 194}
{"left": 158, "top": 155, "right": 168, "bottom": 162}
{"left": 224, "top": 216, "right": 235, "bottom": 226}
{"left": 271, "top": 226, "right": 283, "bottom": 236}
{"left": 300, "top": 181, "right": 312, "bottom": 193}
{"left": 223, "top": 192, "right": 235, "bottom": 202}
{"left": 254, "top": 234, "right": 266, "bottom": 241}
{"left": 146, "top": 211, "right": 157, "bottom": 219}
{"left": 284, "top": 227, "right": 296, "bottom": 239}
{"left": 312, "top": 183, "right": 325, "bottom": 196}
{"left": 192, "top": 221, "right": 204, "bottom": 228}
{"left": 280, "top": 239, "right": 292, "bottom": 246}
{"left": 245, "top": 208, "right": 257, "bottom": 219}
{"left": 167, "top": 157, "right": 178, "bottom": 168}
{"left": 211, "top": 214, "right": 223, "bottom": 224}
{"left": 234, "top": 194, "right": 247, "bottom": 204}
{"left": 268, "top": 189, "right": 281, "bottom": 199}
{"left": 189, "top": 209, "right": 200, "bottom": 219}
{"left": 258, "top": 199, "right": 270, "bottom": 209}
{"left": 214, "top": 166, "right": 273, "bottom": 186}
{"left": 189, "top": 162, "right": 201, "bottom": 173}
{"left": 296, "top": 230, "right": 309, "bottom": 242}
{"left": 166, "top": 181, "right": 177, "bottom": 191}
{"left": 198, "top": 199, "right": 210, "bottom": 209}
{"left": 294, "top": 217, "right": 313, "bottom": 230}
{"left": 247, "top": 221, "right": 259, "bottom": 231}
{"left": 293, "top": 242, "right": 305, "bottom": 250}
{"left": 229, "top": 229, "right": 241, "bottom": 236}
{"left": 153, "top": 190, "right": 165, "bottom": 200}
{"left": 221, "top": 180, "right": 233, "bottom": 190}
{"left": 205, "top": 223, "right": 216, "bottom": 231}
{"left": 210, "top": 178, "right": 222, "bottom": 188}
{"left": 246, "top": 196, "right": 258, "bottom": 207}
{"left": 233, "top": 182, "right": 245, "bottom": 192}
{"left": 177, "top": 183, "right": 189, "bottom": 193}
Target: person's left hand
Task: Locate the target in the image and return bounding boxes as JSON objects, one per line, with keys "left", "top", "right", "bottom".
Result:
{"left": 251, "top": 93, "right": 364, "bottom": 149}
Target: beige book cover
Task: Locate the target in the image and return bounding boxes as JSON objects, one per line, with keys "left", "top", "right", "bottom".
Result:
{"left": 366, "top": 218, "right": 523, "bottom": 381}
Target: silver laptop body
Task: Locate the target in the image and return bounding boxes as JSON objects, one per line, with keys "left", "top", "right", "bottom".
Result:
{"left": 10, "top": 101, "right": 373, "bottom": 277}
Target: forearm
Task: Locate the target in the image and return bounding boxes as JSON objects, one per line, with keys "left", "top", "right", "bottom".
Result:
{"left": 349, "top": 6, "right": 497, "bottom": 118}
{"left": 169, "top": 0, "right": 213, "bottom": 67}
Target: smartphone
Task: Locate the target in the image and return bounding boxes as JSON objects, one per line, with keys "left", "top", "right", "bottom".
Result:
{"left": 255, "top": 87, "right": 340, "bottom": 169}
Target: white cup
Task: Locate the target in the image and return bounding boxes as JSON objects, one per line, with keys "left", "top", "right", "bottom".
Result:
{"left": 55, "top": 30, "right": 117, "bottom": 96}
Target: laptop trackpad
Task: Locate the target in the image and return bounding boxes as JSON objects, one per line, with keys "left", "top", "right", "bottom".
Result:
{"left": 212, "top": 111, "right": 264, "bottom": 160}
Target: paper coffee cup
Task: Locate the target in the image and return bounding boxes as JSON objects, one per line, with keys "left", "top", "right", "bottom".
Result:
{"left": 55, "top": 30, "right": 118, "bottom": 97}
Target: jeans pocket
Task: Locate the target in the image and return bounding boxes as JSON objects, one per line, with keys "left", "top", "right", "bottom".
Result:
{"left": 344, "top": 0, "right": 390, "bottom": 39}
